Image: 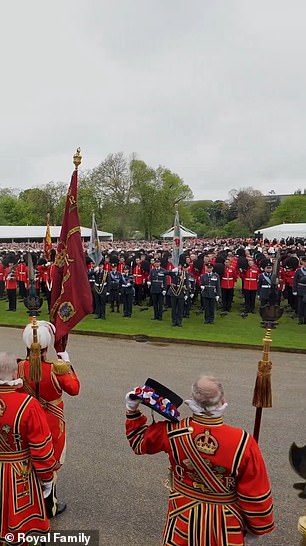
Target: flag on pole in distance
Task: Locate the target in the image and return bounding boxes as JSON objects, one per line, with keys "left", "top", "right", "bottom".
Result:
{"left": 88, "top": 212, "right": 102, "bottom": 266}
{"left": 44, "top": 213, "right": 52, "bottom": 260}
{"left": 50, "top": 164, "right": 92, "bottom": 352}
{"left": 172, "top": 209, "right": 183, "bottom": 267}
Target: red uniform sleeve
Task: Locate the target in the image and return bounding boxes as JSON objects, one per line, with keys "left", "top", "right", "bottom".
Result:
{"left": 54, "top": 368, "right": 80, "bottom": 396}
{"left": 236, "top": 436, "right": 275, "bottom": 536}
{"left": 26, "top": 398, "right": 57, "bottom": 482}
{"left": 125, "top": 411, "right": 169, "bottom": 455}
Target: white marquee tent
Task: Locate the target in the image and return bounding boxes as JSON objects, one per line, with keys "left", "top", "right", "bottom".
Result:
{"left": 255, "top": 223, "right": 306, "bottom": 240}
{"left": 161, "top": 225, "right": 197, "bottom": 239}
{"left": 0, "top": 225, "right": 113, "bottom": 242}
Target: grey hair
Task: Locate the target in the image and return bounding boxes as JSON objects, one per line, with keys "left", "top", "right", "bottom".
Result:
{"left": 191, "top": 375, "right": 224, "bottom": 409}
{"left": 0, "top": 352, "right": 18, "bottom": 381}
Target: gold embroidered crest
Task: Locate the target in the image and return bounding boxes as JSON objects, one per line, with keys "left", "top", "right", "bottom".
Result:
{"left": 0, "top": 399, "right": 6, "bottom": 416}
{"left": 195, "top": 429, "right": 219, "bottom": 455}
{"left": 58, "top": 301, "right": 75, "bottom": 322}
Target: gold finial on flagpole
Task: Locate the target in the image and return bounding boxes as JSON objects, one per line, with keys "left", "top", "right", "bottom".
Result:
{"left": 73, "top": 147, "right": 82, "bottom": 170}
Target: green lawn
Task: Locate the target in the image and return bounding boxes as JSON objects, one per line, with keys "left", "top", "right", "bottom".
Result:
{"left": 1, "top": 290, "right": 305, "bottom": 352}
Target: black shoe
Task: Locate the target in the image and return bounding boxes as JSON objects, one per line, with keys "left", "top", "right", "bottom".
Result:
{"left": 50, "top": 502, "right": 67, "bottom": 518}
{"left": 293, "top": 482, "right": 306, "bottom": 490}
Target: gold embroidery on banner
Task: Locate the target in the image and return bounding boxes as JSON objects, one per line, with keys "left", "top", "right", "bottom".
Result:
{"left": 0, "top": 400, "right": 6, "bottom": 416}
{"left": 195, "top": 429, "right": 219, "bottom": 455}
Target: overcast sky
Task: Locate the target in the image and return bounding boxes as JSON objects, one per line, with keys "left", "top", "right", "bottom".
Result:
{"left": 1, "top": 0, "right": 306, "bottom": 200}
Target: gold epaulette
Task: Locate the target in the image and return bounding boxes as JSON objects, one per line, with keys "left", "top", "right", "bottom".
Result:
{"left": 52, "top": 360, "right": 71, "bottom": 375}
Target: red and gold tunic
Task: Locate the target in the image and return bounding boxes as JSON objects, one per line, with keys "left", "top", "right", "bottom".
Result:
{"left": 126, "top": 412, "right": 274, "bottom": 546}
{"left": 4, "top": 267, "right": 17, "bottom": 290}
{"left": 221, "top": 267, "right": 237, "bottom": 289}
{"left": 18, "top": 359, "right": 80, "bottom": 468}
{"left": 0, "top": 386, "right": 56, "bottom": 542}
{"left": 242, "top": 267, "right": 260, "bottom": 291}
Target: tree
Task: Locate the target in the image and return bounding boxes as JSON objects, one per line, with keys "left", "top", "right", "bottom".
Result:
{"left": 269, "top": 195, "right": 306, "bottom": 224}
{"left": 229, "top": 188, "right": 270, "bottom": 232}
{"left": 0, "top": 195, "right": 28, "bottom": 225}
{"left": 18, "top": 182, "right": 68, "bottom": 225}
{"left": 155, "top": 167, "right": 193, "bottom": 233}
{"left": 130, "top": 159, "right": 160, "bottom": 239}
{"left": 188, "top": 200, "right": 212, "bottom": 225}
{"left": 90, "top": 153, "right": 133, "bottom": 238}
{"left": 206, "top": 200, "right": 231, "bottom": 228}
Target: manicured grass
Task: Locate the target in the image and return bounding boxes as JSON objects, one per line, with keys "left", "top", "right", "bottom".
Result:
{"left": 0, "top": 290, "right": 305, "bottom": 351}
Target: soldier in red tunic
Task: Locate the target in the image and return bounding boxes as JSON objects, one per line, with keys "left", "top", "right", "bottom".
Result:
{"left": 132, "top": 257, "right": 144, "bottom": 306}
{"left": 125, "top": 375, "right": 274, "bottom": 546}
{"left": 242, "top": 259, "right": 260, "bottom": 314}
{"left": 17, "top": 319, "right": 80, "bottom": 519}
{"left": 0, "top": 352, "right": 56, "bottom": 543}
{"left": 220, "top": 258, "right": 238, "bottom": 312}
{"left": 16, "top": 257, "right": 28, "bottom": 300}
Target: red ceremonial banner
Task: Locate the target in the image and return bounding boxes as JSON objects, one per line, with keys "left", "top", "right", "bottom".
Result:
{"left": 50, "top": 168, "right": 92, "bottom": 351}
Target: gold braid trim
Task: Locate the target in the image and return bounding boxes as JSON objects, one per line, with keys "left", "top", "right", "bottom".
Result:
{"left": 170, "top": 271, "right": 186, "bottom": 297}
{"left": 52, "top": 360, "right": 71, "bottom": 375}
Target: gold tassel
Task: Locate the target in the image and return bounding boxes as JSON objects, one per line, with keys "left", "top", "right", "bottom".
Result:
{"left": 252, "top": 329, "right": 272, "bottom": 408}
{"left": 29, "top": 316, "right": 42, "bottom": 383}
{"left": 29, "top": 342, "right": 42, "bottom": 382}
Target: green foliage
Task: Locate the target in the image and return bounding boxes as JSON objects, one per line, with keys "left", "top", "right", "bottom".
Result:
{"left": 0, "top": 195, "right": 29, "bottom": 225}
{"left": 229, "top": 188, "right": 270, "bottom": 231}
{"left": 0, "top": 160, "right": 285, "bottom": 239}
{"left": 222, "top": 219, "right": 250, "bottom": 237}
{"left": 269, "top": 195, "right": 306, "bottom": 224}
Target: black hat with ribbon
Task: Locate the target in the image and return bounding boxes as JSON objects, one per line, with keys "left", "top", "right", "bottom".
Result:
{"left": 131, "top": 378, "right": 183, "bottom": 422}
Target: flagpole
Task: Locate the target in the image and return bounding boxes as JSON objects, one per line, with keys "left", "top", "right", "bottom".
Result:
{"left": 50, "top": 147, "right": 93, "bottom": 353}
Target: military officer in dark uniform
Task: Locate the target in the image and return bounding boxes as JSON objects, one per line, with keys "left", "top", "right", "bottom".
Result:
{"left": 184, "top": 266, "right": 195, "bottom": 318}
{"left": 109, "top": 263, "right": 121, "bottom": 312}
{"left": 147, "top": 258, "right": 168, "bottom": 320}
{"left": 89, "top": 260, "right": 110, "bottom": 319}
{"left": 293, "top": 256, "right": 306, "bottom": 324}
{"left": 167, "top": 263, "right": 190, "bottom": 327}
{"left": 257, "top": 262, "right": 273, "bottom": 307}
{"left": 120, "top": 265, "right": 134, "bottom": 317}
{"left": 200, "top": 263, "right": 221, "bottom": 324}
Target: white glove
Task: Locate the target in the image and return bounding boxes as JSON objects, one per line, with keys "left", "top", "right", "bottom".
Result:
{"left": 106, "top": 292, "right": 110, "bottom": 296}
{"left": 190, "top": 293, "right": 194, "bottom": 299}
{"left": 184, "top": 295, "right": 188, "bottom": 301}
{"left": 125, "top": 391, "right": 141, "bottom": 412}
{"left": 257, "top": 295, "right": 260, "bottom": 299}
{"left": 215, "top": 296, "right": 220, "bottom": 302}
{"left": 162, "top": 290, "right": 166, "bottom": 296}
{"left": 292, "top": 292, "right": 297, "bottom": 296}
{"left": 57, "top": 351, "right": 70, "bottom": 362}
{"left": 94, "top": 266, "right": 99, "bottom": 273}
{"left": 41, "top": 480, "right": 53, "bottom": 498}
{"left": 147, "top": 281, "right": 151, "bottom": 286}
{"left": 172, "top": 267, "right": 178, "bottom": 273}
{"left": 200, "top": 285, "right": 204, "bottom": 290}
{"left": 126, "top": 283, "right": 131, "bottom": 287}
